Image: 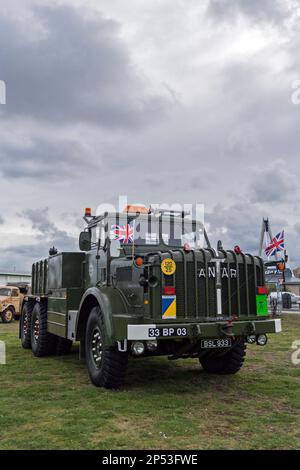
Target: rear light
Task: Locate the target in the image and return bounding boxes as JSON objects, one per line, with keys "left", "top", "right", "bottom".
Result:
{"left": 163, "top": 286, "right": 176, "bottom": 295}
{"left": 257, "top": 286, "right": 268, "bottom": 295}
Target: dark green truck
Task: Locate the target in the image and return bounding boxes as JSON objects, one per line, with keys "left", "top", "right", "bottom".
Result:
{"left": 20, "top": 206, "right": 281, "bottom": 388}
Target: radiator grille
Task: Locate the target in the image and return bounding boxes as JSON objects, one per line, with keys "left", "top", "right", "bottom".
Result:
{"left": 152, "top": 251, "right": 264, "bottom": 319}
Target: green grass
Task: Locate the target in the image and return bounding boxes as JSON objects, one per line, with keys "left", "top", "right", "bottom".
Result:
{"left": 0, "top": 315, "right": 300, "bottom": 450}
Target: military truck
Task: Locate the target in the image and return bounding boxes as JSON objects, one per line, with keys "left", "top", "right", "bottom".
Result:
{"left": 0, "top": 285, "right": 25, "bottom": 323}
{"left": 20, "top": 206, "right": 281, "bottom": 388}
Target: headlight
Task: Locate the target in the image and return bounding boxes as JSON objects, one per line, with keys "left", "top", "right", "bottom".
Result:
{"left": 131, "top": 341, "right": 145, "bottom": 356}
{"left": 256, "top": 334, "right": 268, "bottom": 346}
{"left": 246, "top": 335, "right": 256, "bottom": 344}
{"left": 146, "top": 340, "right": 158, "bottom": 352}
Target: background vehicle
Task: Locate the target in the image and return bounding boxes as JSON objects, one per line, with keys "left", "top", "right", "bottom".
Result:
{"left": 269, "top": 291, "right": 300, "bottom": 306}
{"left": 20, "top": 206, "right": 282, "bottom": 389}
{"left": 0, "top": 285, "right": 24, "bottom": 323}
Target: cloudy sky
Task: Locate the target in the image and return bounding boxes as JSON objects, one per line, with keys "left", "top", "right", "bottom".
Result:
{"left": 0, "top": 0, "right": 300, "bottom": 272}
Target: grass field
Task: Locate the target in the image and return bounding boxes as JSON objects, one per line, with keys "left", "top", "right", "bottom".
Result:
{"left": 0, "top": 315, "right": 299, "bottom": 450}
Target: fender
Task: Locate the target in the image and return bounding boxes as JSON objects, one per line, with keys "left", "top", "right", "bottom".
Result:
{"left": 76, "top": 286, "right": 128, "bottom": 346}
{"left": 1, "top": 303, "right": 15, "bottom": 313}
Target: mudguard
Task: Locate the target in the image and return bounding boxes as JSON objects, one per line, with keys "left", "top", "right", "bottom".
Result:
{"left": 76, "top": 286, "right": 128, "bottom": 346}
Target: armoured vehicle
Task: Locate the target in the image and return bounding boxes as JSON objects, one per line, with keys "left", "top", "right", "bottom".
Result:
{"left": 0, "top": 285, "right": 24, "bottom": 323}
{"left": 20, "top": 206, "right": 282, "bottom": 388}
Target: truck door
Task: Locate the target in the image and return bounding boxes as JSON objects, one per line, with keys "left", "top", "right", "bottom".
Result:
{"left": 97, "top": 223, "right": 107, "bottom": 284}
{"left": 85, "top": 221, "right": 106, "bottom": 288}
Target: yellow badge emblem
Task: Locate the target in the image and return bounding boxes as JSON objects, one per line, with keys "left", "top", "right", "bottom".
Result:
{"left": 161, "top": 258, "right": 176, "bottom": 276}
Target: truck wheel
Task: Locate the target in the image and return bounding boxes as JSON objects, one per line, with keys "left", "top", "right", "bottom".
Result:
{"left": 2, "top": 308, "right": 15, "bottom": 323}
{"left": 85, "top": 306, "right": 128, "bottom": 389}
{"left": 20, "top": 303, "right": 34, "bottom": 349}
{"left": 56, "top": 337, "right": 73, "bottom": 356}
{"left": 199, "top": 338, "right": 246, "bottom": 375}
{"left": 31, "top": 302, "right": 57, "bottom": 357}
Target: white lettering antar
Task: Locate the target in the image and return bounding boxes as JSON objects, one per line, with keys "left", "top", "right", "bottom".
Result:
{"left": 198, "top": 265, "right": 237, "bottom": 279}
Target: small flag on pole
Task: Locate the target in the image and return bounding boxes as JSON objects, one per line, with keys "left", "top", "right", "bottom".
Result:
{"left": 265, "top": 230, "right": 285, "bottom": 257}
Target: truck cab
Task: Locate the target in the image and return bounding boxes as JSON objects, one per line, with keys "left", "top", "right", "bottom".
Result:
{"left": 20, "top": 206, "right": 282, "bottom": 388}
{"left": 0, "top": 285, "right": 24, "bottom": 323}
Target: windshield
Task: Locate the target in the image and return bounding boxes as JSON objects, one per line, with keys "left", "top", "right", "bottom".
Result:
{"left": 108, "top": 215, "right": 206, "bottom": 248}
{"left": 0, "top": 288, "right": 11, "bottom": 296}
{"left": 162, "top": 219, "right": 205, "bottom": 248}
{"left": 110, "top": 217, "right": 159, "bottom": 245}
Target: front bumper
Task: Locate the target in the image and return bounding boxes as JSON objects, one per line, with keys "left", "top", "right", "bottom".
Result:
{"left": 126, "top": 318, "right": 282, "bottom": 341}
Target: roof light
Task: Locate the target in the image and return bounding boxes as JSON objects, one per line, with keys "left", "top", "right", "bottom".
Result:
{"left": 123, "top": 205, "right": 150, "bottom": 214}
{"left": 234, "top": 245, "right": 242, "bottom": 254}
{"left": 85, "top": 208, "right": 92, "bottom": 217}
{"left": 183, "top": 243, "right": 191, "bottom": 252}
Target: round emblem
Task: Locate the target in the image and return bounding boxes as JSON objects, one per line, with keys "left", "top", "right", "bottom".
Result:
{"left": 161, "top": 258, "right": 176, "bottom": 276}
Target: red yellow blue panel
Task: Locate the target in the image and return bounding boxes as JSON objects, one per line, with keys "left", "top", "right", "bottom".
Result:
{"left": 162, "top": 295, "right": 177, "bottom": 319}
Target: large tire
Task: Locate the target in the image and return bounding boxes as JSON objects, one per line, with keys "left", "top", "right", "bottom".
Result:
{"left": 31, "top": 302, "right": 57, "bottom": 357}
{"left": 20, "top": 303, "right": 34, "bottom": 349}
{"left": 56, "top": 337, "right": 73, "bottom": 356}
{"left": 85, "top": 306, "right": 128, "bottom": 389}
{"left": 199, "top": 338, "right": 247, "bottom": 375}
{"left": 1, "top": 308, "right": 15, "bottom": 323}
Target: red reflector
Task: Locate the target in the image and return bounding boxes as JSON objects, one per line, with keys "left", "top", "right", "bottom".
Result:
{"left": 257, "top": 287, "right": 268, "bottom": 295}
{"left": 183, "top": 243, "right": 191, "bottom": 252}
{"left": 163, "top": 286, "right": 176, "bottom": 295}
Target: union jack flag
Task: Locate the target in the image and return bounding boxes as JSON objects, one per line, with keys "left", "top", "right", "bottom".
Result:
{"left": 111, "top": 223, "right": 134, "bottom": 244}
{"left": 265, "top": 230, "right": 285, "bottom": 257}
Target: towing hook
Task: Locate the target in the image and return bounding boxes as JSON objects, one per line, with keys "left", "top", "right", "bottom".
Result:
{"left": 220, "top": 325, "right": 235, "bottom": 337}
{"left": 219, "top": 320, "right": 235, "bottom": 337}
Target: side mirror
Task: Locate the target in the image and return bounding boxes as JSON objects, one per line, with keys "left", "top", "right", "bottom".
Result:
{"left": 110, "top": 239, "right": 121, "bottom": 258}
{"left": 79, "top": 231, "right": 91, "bottom": 251}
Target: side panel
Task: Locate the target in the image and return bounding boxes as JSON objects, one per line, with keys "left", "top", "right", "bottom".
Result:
{"left": 48, "top": 292, "right": 67, "bottom": 337}
{"left": 48, "top": 253, "right": 85, "bottom": 290}
{"left": 47, "top": 288, "right": 84, "bottom": 338}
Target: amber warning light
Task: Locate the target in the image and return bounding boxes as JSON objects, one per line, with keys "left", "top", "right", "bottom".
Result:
{"left": 85, "top": 208, "right": 92, "bottom": 217}
{"left": 123, "top": 205, "right": 150, "bottom": 214}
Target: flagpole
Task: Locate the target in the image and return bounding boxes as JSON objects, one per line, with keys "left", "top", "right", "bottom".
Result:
{"left": 283, "top": 249, "right": 286, "bottom": 291}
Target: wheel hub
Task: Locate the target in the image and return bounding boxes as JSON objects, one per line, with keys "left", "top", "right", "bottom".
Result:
{"left": 23, "top": 312, "right": 28, "bottom": 335}
{"left": 91, "top": 327, "right": 103, "bottom": 368}
{"left": 34, "top": 317, "right": 40, "bottom": 342}
{"left": 5, "top": 310, "right": 13, "bottom": 322}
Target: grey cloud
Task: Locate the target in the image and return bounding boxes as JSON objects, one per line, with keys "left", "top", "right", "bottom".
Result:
{"left": 206, "top": 0, "right": 292, "bottom": 24}
{"left": 250, "top": 164, "right": 297, "bottom": 203}
{"left": 0, "top": 138, "right": 96, "bottom": 179}
{"left": 0, "top": 208, "right": 79, "bottom": 272}
{"left": 0, "top": 4, "right": 168, "bottom": 128}
{"left": 22, "top": 207, "right": 77, "bottom": 250}
{"left": 206, "top": 201, "right": 288, "bottom": 255}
